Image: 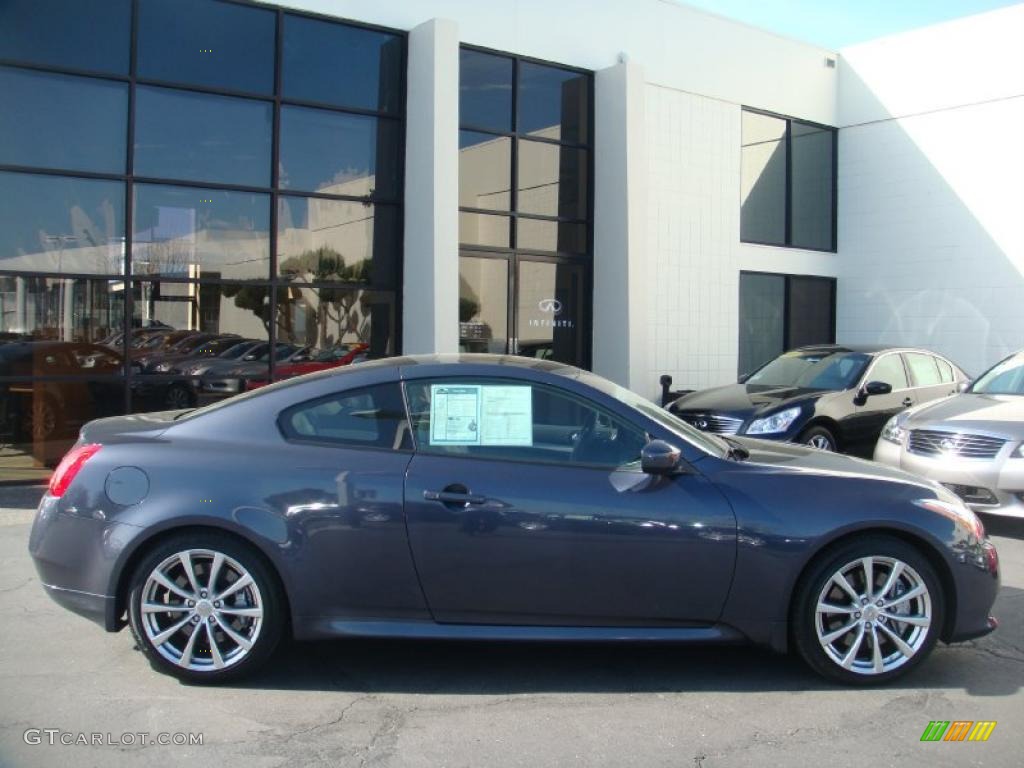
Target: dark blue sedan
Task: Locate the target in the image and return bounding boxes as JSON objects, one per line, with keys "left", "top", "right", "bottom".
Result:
{"left": 29, "top": 355, "right": 999, "bottom": 684}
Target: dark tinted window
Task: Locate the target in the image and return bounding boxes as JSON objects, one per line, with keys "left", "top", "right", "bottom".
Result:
{"left": 738, "top": 273, "right": 784, "bottom": 376}
{"left": 133, "top": 184, "right": 270, "bottom": 281}
{"left": 134, "top": 87, "right": 272, "bottom": 187}
{"left": 459, "top": 50, "right": 513, "bottom": 132}
{"left": 282, "top": 15, "right": 403, "bottom": 113}
{"left": 518, "top": 62, "right": 589, "bottom": 144}
{"left": 406, "top": 379, "right": 645, "bottom": 467}
{"left": 787, "top": 276, "right": 834, "bottom": 348}
{"left": 869, "top": 354, "right": 909, "bottom": 389}
{"left": 0, "top": 0, "right": 130, "bottom": 74}
{"left": 906, "top": 352, "right": 942, "bottom": 386}
{"left": 459, "top": 131, "right": 511, "bottom": 211}
{"left": 137, "top": 0, "right": 275, "bottom": 94}
{"left": 517, "top": 140, "right": 587, "bottom": 218}
{"left": 0, "top": 172, "right": 125, "bottom": 275}
{"left": 278, "top": 106, "right": 400, "bottom": 199}
{"left": 277, "top": 197, "right": 399, "bottom": 287}
{"left": 741, "top": 111, "right": 787, "bottom": 245}
{"left": 0, "top": 68, "right": 128, "bottom": 173}
{"left": 279, "top": 383, "right": 409, "bottom": 449}
{"left": 790, "top": 121, "right": 835, "bottom": 251}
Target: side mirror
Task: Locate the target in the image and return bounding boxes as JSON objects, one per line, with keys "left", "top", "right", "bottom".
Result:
{"left": 641, "top": 439, "right": 682, "bottom": 475}
{"left": 958, "top": 379, "right": 972, "bottom": 393}
{"left": 864, "top": 381, "right": 892, "bottom": 397}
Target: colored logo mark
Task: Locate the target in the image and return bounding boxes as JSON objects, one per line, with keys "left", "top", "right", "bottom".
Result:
{"left": 920, "top": 721, "right": 996, "bottom": 742}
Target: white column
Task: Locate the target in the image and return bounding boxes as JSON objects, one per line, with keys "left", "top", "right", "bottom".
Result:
{"left": 402, "top": 18, "right": 460, "bottom": 355}
{"left": 592, "top": 59, "right": 649, "bottom": 393}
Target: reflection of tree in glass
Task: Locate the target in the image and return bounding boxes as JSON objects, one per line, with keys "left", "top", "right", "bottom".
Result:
{"left": 459, "top": 297, "right": 480, "bottom": 323}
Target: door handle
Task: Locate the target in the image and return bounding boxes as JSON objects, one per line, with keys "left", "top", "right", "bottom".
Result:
{"left": 902, "top": 398, "right": 913, "bottom": 407}
{"left": 423, "top": 488, "right": 486, "bottom": 505}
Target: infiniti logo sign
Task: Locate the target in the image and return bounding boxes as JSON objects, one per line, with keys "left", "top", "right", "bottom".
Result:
{"left": 538, "top": 298, "right": 562, "bottom": 314}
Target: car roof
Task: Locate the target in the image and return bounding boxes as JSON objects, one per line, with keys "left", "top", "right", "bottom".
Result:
{"left": 791, "top": 343, "right": 950, "bottom": 357}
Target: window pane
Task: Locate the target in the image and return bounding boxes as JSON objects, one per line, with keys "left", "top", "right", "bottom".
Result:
{"left": 137, "top": 0, "right": 275, "bottom": 94}
{"left": 787, "top": 276, "right": 834, "bottom": 349}
{"left": 741, "top": 111, "right": 787, "bottom": 246}
{"left": 405, "top": 379, "right": 645, "bottom": 467}
{"left": 516, "top": 218, "right": 586, "bottom": 254}
{"left": 0, "top": 68, "right": 127, "bottom": 174}
{"left": 0, "top": 0, "right": 130, "bottom": 74}
{"left": 134, "top": 87, "right": 272, "bottom": 187}
{"left": 0, "top": 172, "right": 125, "bottom": 275}
{"left": 870, "top": 355, "right": 908, "bottom": 390}
{"left": 275, "top": 286, "right": 395, "bottom": 359}
{"left": 738, "top": 272, "right": 784, "bottom": 376}
{"left": 133, "top": 184, "right": 270, "bottom": 281}
{"left": 459, "top": 212, "right": 510, "bottom": 248}
{"left": 516, "top": 260, "right": 585, "bottom": 366}
{"left": 517, "top": 139, "right": 587, "bottom": 218}
{"left": 459, "top": 131, "right": 511, "bottom": 211}
{"left": 279, "top": 106, "right": 400, "bottom": 199}
{"left": 906, "top": 352, "right": 942, "bottom": 386}
{"left": 790, "top": 122, "right": 835, "bottom": 251}
{"left": 459, "top": 255, "right": 507, "bottom": 354}
{"left": 459, "top": 50, "right": 513, "bottom": 132}
{"left": 0, "top": 378, "right": 127, "bottom": 478}
{"left": 279, "top": 384, "right": 409, "bottom": 449}
{"left": 277, "top": 197, "right": 398, "bottom": 287}
{"left": 0, "top": 276, "right": 126, "bottom": 349}
{"left": 282, "top": 15, "right": 404, "bottom": 113}
{"left": 518, "top": 62, "right": 589, "bottom": 144}
{"left": 936, "top": 357, "right": 954, "bottom": 383}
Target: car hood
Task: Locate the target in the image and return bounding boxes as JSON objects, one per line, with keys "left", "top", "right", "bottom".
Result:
{"left": 672, "top": 382, "right": 825, "bottom": 417}
{"left": 906, "top": 393, "right": 1024, "bottom": 437}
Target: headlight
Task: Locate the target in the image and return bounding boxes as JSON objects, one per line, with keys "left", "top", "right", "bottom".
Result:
{"left": 746, "top": 406, "right": 801, "bottom": 435}
{"left": 880, "top": 413, "right": 909, "bottom": 445}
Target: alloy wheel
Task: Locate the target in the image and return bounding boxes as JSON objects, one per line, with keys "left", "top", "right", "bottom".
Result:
{"left": 807, "top": 434, "right": 834, "bottom": 451}
{"left": 164, "top": 385, "right": 191, "bottom": 410}
{"left": 814, "top": 555, "right": 932, "bottom": 675}
{"left": 139, "top": 549, "right": 264, "bottom": 672}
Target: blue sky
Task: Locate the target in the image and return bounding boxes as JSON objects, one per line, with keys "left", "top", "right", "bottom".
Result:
{"left": 679, "top": 0, "right": 1021, "bottom": 48}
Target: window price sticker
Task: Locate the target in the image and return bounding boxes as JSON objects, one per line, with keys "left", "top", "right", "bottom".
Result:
{"left": 429, "top": 384, "right": 533, "bottom": 446}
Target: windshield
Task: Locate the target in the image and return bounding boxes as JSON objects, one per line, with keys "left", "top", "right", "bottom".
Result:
{"left": 971, "top": 353, "right": 1024, "bottom": 395}
{"left": 746, "top": 351, "right": 870, "bottom": 390}
{"left": 579, "top": 371, "right": 729, "bottom": 458}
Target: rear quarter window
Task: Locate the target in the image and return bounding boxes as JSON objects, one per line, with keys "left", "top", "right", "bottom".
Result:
{"left": 278, "top": 382, "right": 411, "bottom": 450}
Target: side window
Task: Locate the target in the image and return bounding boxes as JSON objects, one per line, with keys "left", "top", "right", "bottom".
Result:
{"left": 905, "top": 352, "right": 941, "bottom": 387}
{"left": 405, "top": 379, "right": 647, "bottom": 468}
{"left": 279, "top": 383, "right": 410, "bottom": 450}
{"left": 935, "top": 357, "right": 955, "bottom": 383}
{"left": 868, "top": 354, "right": 908, "bottom": 390}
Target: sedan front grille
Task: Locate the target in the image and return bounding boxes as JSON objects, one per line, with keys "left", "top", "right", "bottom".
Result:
{"left": 907, "top": 429, "right": 1006, "bottom": 459}
{"left": 676, "top": 412, "right": 743, "bottom": 435}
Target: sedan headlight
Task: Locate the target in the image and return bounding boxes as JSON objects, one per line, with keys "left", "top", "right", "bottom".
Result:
{"left": 746, "top": 406, "right": 801, "bottom": 436}
{"left": 880, "top": 413, "right": 909, "bottom": 445}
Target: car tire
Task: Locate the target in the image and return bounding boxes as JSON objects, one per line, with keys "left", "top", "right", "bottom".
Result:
{"left": 799, "top": 425, "right": 836, "bottom": 451}
{"left": 127, "top": 533, "right": 284, "bottom": 683}
{"left": 163, "top": 383, "right": 195, "bottom": 411}
{"left": 792, "top": 535, "right": 944, "bottom": 685}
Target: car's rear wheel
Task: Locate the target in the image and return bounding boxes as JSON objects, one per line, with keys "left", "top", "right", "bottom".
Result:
{"left": 127, "top": 533, "right": 284, "bottom": 682}
{"left": 793, "top": 536, "right": 944, "bottom": 684}
{"left": 163, "top": 383, "right": 194, "bottom": 411}
{"left": 799, "top": 425, "right": 836, "bottom": 451}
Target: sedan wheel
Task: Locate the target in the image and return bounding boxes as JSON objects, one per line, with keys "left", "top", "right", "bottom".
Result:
{"left": 164, "top": 383, "right": 193, "bottom": 411}
{"left": 128, "top": 535, "right": 283, "bottom": 682}
{"left": 793, "top": 536, "right": 943, "bottom": 684}
{"left": 799, "top": 426, "right": 836, "bottom": 452}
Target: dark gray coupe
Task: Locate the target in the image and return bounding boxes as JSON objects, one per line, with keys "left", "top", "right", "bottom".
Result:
{"left": 29, "top": 355, "right": 999, "bottom": 684}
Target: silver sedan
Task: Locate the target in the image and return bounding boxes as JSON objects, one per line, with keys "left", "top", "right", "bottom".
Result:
{"left": 875, "top": 351, "right": 1024, "bottom": 518}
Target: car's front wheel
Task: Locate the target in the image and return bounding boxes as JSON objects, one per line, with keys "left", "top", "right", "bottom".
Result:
{"left": 127, "top": 533, "right": 284, "bottom": 682}
{"left": 792, "top": 536, "right": 944, "bottom": 684}
{"left": 799, "top": 425, "right": 836, "bottom": 451}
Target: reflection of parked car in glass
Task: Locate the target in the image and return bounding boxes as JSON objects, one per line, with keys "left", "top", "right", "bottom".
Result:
{"left": 193, "top": 343, "right": 312, "bottom": 397}
{"left": 141, "top": 334, "right": 243, "bottom": 374}
{"left": 244, "top": 343, "right": 369, "bottom": 390}
{"left": 135, "top": 333, "right": 238, "bottom": 373}
{"left": 667, "top": 345, "right": 968, "bottom": 455}
{"left": 875, "top": 350, "right": 1024, "bottom": 518}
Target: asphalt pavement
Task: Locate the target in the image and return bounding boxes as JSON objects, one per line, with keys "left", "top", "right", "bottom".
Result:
{"left": 0, "top": 485, "right": 1021, "bottom": 767}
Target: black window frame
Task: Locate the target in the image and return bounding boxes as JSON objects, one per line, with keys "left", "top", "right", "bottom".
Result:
{"left": 740, "top": 106, "right": 838, "bottom": 253}
{"left": 0, "top": 0, "right": 407, "bottom": 411}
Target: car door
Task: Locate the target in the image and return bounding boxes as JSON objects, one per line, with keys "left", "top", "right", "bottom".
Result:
{"left": 401, "top": 376, "right": 737, "bottom": 627}
{"left": 848, "top": 352, "right": 914, "bottom": 448}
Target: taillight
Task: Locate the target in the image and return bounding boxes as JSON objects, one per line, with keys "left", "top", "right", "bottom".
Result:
{"left": 48, "top": 443, "right": 102, "bottom": 498}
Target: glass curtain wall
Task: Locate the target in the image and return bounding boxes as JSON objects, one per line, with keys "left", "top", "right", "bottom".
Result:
{"left": 0, "top": 0, "right": 405, "bottom": 479}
